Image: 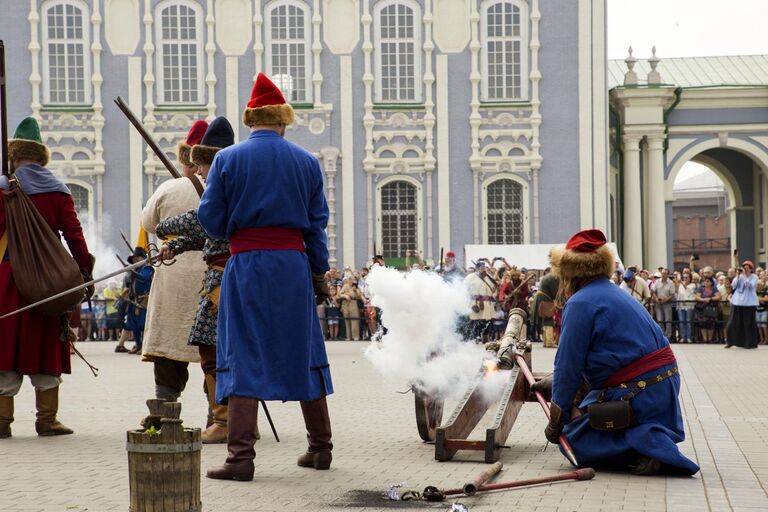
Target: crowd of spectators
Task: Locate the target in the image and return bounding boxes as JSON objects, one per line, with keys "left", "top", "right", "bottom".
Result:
{"left": 78, "top": 250, "right": 767, "bottom": 349}
{"left": 614, "top": 256, "right": 767, "bottom": 346}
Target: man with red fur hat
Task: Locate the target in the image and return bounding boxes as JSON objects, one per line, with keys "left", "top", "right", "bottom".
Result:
{"left": 533, "top": 229, "right": 699, "bottom": 475}
{"left": 139, "top": 121, "right": 208, "bottom": 413}
{"left": 199, "top": 74, "right": 333, "bottom": 481}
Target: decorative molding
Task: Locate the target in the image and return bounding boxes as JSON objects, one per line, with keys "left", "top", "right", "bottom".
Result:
{"left": 143, "top": 0, "right": 158, "bottom": 181}
{"left": 252, "top": 0, "right": 264, "bottom": 78}
{"left": 322, "top": 0, "right": 359, "bottom": 54}
{"left": 312, "top": 0, "right": 324, "bottom": 105}
{"left": 28, "top": 0, "right": 42, "bottom": 119}
{"left": 205, "top": 0, "right": 217, "bottom": 120}
{"left": 105, "top": 0, "right": 141, "bottom": 55}
{"left": 319, "top": 147, "right": 340, "bottom": 267}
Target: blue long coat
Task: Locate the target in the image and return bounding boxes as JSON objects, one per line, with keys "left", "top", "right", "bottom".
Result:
{"left": 553, "top": 278, "right": 699, "bottom": 475}
{"left": 197, "top": 130, "right": 333, "bottom": 402}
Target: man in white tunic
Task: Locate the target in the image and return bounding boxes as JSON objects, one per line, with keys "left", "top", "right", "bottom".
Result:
{"left": 140, "top": 121, "right": 209, "bottom": 406}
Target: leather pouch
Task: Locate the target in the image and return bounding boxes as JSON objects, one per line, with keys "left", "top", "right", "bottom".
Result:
{"left": 587, "top": 400, "right": 636, "bottom": 431}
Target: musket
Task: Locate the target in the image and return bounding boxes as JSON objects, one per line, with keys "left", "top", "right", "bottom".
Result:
{"left": 114, "top": 96, "right": 181, "bottom": 179}
{"left": 438, "top": 247, "right": 444, "bottom": 274}
{"left": 120, "top": 230, "right": 134, "bottom": 253}
{"left": 0, "top": 256, "right": 157, "bottom": 319}
{"left": 0, "top": 41, "right": 9, "bottom": 177}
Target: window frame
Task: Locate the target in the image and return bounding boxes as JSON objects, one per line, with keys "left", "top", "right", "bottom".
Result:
{"left": 264, "top": 0, "right": 313, "bottom": 105}
{"left": 41, "top": 0, "right": 92, "bottom": 106}
{"left": 373, "top": 0, "right": 423, "bottom": 104}
{"left": 376, "top": 175, "right": 424, "bottom": 258}
{"left": 155, "top": 0, "right": 205, "bottom": 106}
{"left": 481, "top": 174, "right": 529, "bottom": 244}
{"left": 479, "top": 0, "right": 529, "bottom": 102}
{"left": 64, "top": 179, "right": 94, "bottom": 232}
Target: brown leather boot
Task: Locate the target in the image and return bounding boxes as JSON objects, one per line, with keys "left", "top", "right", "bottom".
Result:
{"left": 201, "top": 374, "right": 228, "bottom": 444}
{"left": 297, "top": 396, "right": 333, "bottom": 470}
{"left": 35, "top": 387, "right": 74, "bottom": 436}
{"left": 206, "top": 396, "right": 258, "bottom": 481}
{"left": 0, "top": 396, "right": 13, "bottom": 439}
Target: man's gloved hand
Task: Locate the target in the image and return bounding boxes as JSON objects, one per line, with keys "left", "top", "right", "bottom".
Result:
{"left": 530, "top": 373, "right": 553, "bottom": 401}
{"left": 312, "top": 273, "right": 331, "bottom": 305}
{"left": 544, "top": 402, "right": 563, "bottom": 444}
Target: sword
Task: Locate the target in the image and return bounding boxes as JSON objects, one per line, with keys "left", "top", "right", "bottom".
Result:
{"left": 0, "top": 257, "right": 156, "bottom": 319}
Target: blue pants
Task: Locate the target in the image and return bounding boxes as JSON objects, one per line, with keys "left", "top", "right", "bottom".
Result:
{"left": 677, "top": 309, "right": 692, "bottom": 340}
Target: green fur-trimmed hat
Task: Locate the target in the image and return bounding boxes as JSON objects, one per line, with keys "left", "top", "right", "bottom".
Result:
{"left": 8, "top": 117, "right": 49, "bottom": 166}
{"left": 190, "top": 117, "right": 235, "bottom": 167}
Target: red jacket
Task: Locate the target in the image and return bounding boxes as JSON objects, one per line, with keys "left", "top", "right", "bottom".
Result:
{"left": 0, "top": 191, "right": 91, "bottom": 375}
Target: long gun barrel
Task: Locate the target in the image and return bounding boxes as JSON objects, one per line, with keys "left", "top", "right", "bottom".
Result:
{"left": 114, "top": 96, "right": 181, "bottom": 179}
{"left": 1, "top": 41, "right": 9, "bottom": 177}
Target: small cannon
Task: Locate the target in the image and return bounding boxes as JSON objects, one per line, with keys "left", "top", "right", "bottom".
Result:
{"left": 415, "top": 308, "right": 550, "bottom": 463}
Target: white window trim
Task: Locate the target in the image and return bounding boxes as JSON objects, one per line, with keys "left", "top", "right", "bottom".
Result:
{"left": 481, "top": 173, "right": 530, "bottom": 244}
{"left": 155, "top": 0, "right": 205, "bottom": 106}
{"left": 479, "top": 0, "right": 529, "bottom": 102}
{"left": 373, "top": 0, "right": 423, "bottom": 104}
{"left": 376, "top": 175, "right": 424, "bottom": 257}
{"left": 63, "top": 179, "right": 95, "bottom": 231}
{"left": 41, "top": 0, "right": 92, "bottom": 106}
{"left": 264, "top": 0, "right": 313, "bottom": 104}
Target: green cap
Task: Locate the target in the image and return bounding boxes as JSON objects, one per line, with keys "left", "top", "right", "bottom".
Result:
{"left": 13, "top": 117, "right": 43, "bottom": 144}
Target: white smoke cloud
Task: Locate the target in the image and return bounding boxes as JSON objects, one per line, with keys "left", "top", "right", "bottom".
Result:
{"left": 79, "top": 211, "right": 123, "bottom": 293}
{"left": 364, "top": 266, "right": 495, "bottom": 400}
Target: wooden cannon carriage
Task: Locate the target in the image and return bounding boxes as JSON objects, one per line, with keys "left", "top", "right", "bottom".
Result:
{"left": 414, "top": 308, "right": 549, "bottom": 463}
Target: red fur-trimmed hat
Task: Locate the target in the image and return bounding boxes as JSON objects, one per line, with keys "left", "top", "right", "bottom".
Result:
{"left": 177, "top": 120, "right": 208, "bottom": 166}
{"left": 242, "top": 73, "right": 294, "bottom": 128}
{"left": 550, "top": 229, "right": 614, "bottom": 280}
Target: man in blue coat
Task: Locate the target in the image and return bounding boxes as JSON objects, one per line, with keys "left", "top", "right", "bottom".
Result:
{"left": 200, "top": 73, "right": 333, "bottom": 481}
{"left": 536, "top": 229, "right": 699, "bottom": 476}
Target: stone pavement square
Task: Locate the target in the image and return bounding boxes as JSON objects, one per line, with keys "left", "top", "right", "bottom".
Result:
{"left": 0, "top": 342, "right": 766, "bottom": 511}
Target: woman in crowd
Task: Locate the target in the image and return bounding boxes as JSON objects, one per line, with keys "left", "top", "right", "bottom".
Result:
{"left": 725, "top": 261, "right": 759, "bottom": 349}
{"left": 718, "top": 270, "right": 734, "bottom": 343}
{"left": 676, "top": 273, "right": 697, "bottom": 343}
{"left": 325, "top": 287, "right": 341, "bottom": 341}
{"left": 339, "top": 278, "right": 363, "bottom": 341}
{"left": 695, "top": 276, "right": 721, "bottom": 343}
{"left": 757, "top": 275, "right": 768, "bottom": 344}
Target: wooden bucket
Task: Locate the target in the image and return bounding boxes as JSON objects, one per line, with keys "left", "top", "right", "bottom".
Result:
{"left": 127, "top": 400, "right": 202, "bottom": 512}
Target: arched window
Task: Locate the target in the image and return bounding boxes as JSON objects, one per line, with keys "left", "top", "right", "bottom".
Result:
{"left": 156, "top": 1, "right": 203, "bottom": 104}
{"left": 481, "top": 1, "right": 528, "bottom": 101}
{"left": 41, "top": 0, "right": 91, "bottom": 105}
{"left": 380, "top": 180, "right": 418, "bottom": 257}
{"left": 374, "top": 0, "right": 422, "bottom": 103}
{"left": 66, "top": 182, "right": 90, "bottom": 221}
{"left": 485, "top": 178, "right": 524, "bottom": 244}
{"left": 265, "top": 0, "right": 312, "bottom": 103}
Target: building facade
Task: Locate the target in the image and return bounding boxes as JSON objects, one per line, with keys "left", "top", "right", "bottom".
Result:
{"left": 1, "top": 0, "right": 608, "bottom": 268}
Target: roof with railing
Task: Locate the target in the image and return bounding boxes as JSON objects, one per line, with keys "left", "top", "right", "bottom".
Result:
{"left": 608, "top": 54, "right": 768, "bottom": 88}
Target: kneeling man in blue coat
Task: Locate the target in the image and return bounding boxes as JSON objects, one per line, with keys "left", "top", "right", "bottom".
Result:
{"left": 534, "top": 229, "right": 699, "bottom": 476}
{"left": 200, "top": 73, "right": 334, "bottom": 481}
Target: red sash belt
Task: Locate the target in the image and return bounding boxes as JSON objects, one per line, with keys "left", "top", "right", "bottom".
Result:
{"left": 230, "top": 227, "right": 305, "bottom": 255}
{"left": 602, "top": 345, "right": 676, "bottom": 388}
{"left": 206, "top": 254, "right": 230, "bottom": 267}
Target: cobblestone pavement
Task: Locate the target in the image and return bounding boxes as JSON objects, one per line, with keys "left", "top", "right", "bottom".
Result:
{"left": 0, "top": 342, "right": 766, "bottom": 511}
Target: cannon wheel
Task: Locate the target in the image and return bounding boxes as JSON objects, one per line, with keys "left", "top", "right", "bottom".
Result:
{"left": 415, "top": 390, "right": 444, "bottom": 442}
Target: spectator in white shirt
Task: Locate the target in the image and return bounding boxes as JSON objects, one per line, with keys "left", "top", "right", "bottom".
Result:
{"left": 676, "top": 273, "right": 697, "bottom": 343}
{"left": 651, "top": 269, "right": 676, "bottom": 338}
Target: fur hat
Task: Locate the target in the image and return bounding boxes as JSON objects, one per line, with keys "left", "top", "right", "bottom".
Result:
{"left": 550, "top": 229, "right": 614, "bottom": 281}
{"left": 8, "top": 117, "right": 49, "bottom": 166}
{"left": 242, "top": 73, "right": 294, "bottom": 128}
{"left": 177, "top": 120, "right": 208, "bottom": 166}
{"left": 190, "top": 117, "right": 235, "bottom": 167}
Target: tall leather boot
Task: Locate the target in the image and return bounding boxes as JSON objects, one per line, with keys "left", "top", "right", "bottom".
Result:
{"left": 35, "top": 387, "right": 74, "bottom": 436}
{"left": 201, "top": 374, "right": 228, "bottom": 444}
{"left": 0, "top": 396, "right": 13, "bottom": 439}
{"left": 206, "top": 396, "right": 258, "bottom": 481}
{"left": 297, "top": 396, "right": 333, "bottom": 470}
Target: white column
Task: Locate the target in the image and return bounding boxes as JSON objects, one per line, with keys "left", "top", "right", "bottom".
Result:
{"left": 128, "top": 57, "right": 143, "bottom": 241}
{"left": 646, "top": 133, "right": 668, "bottom": 269}
{"left": 436, "top": 55, "right": 451, "bottom": 252}
{"left": 622, "top": 134, "right": 643, "bottom": 268}
{"left": 340, "top": 55, "right": 355, "bottom": 268}
{"left": 225, "top": 57, "right": 239, "bottom": 142}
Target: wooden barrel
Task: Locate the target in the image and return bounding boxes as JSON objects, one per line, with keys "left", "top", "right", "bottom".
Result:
{"left": 127, "top": 400, "right": 202, "bottom": 512}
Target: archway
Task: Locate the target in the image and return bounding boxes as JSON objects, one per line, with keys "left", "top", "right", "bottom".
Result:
{"left": 672, "top": 162, "right": 732, "bottom": 271}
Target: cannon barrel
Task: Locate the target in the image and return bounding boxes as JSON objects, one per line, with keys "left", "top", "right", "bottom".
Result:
{"left": 497, "top": 308, "right": 527, "bottom": 370}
